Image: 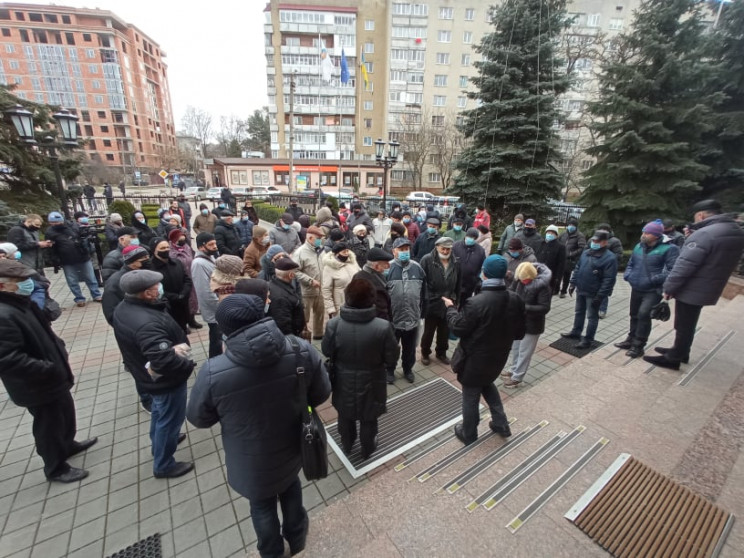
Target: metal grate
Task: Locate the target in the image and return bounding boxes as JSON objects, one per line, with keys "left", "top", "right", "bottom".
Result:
{"left": 566, "top": 455, "right": 734, "bottom": 558}
{"left": 327, "top": 378, "right": 463, "bottom": 478}
{"left": 106, "top": 534, "right": 161, "bottom": 558}
{"left": 549, "top": 337, "right": 603, "bottom": 358}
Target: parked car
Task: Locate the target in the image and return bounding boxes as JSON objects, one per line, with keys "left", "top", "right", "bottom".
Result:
{"left": 405, "top": 190, "right": 460, "bottom": 206}
{"left": 206, "top": 187, "right": 224, "bottom": 201}
{"left": 184, "top": 186, "right": 206, "bottom": 201}
{"left": 365, "top": 196, "right": 400, "bottom": 214}
{"left": 231, "top": 187, "right": 250, "bottom": 197}
{"left": 547, "top": 199, "right": 585, "bottom": 225}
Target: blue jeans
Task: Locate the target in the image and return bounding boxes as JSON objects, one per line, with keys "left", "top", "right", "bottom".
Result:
{"left": 150, "top": 382, "right": 187, "bottom": 475}
{"left": 599, "top": 295, "right": 609, "bottom": 313}
{"left": 571, "top": 294, "right": 600, "bottom": 342}
{"left": 249, "top": 476, "right": 308, "bottom": 558}
{"left": 62, "top": 261, "right": 101, "bottom": 302}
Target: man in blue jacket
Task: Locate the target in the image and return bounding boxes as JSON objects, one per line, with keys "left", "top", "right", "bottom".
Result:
{"left": 614, "top": 220, "right": 679, "bottom": 358}
{"left": 561, "top": 230, "right": 618, "bottom": 349}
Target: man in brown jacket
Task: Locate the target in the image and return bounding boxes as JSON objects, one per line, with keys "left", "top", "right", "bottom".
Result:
{"left": 193, "top": 203, "right": 218, "bottom": 235}
{"left": 242, "top": 225, "right": 269, "bottom": 277}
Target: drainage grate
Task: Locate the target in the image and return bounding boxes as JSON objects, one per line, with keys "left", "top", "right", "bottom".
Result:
{"left": 327, "top": 378, "right": 463, "bottom": 478}
{"left": 106, "top": 534, "right": 161, "bottom": 558}
{"left": 566, "top": 455, "right": 734, "bottom": 558}
{"left": 549, "top": 337, "right": 604, "bottom": 358}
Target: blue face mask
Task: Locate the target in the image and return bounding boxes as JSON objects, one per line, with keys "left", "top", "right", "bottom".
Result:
{"left": 509, "top": 251, "right": 521, "bottom": 258}
{"left": 397, "top": 251, "right": 411, "bottom": 262}
{"left": 403, "top": 218, "right": 411, "bottom": 224}
{"left": 382, "top": 268, "right": 390, "bottom": 277}
{"left": 453, "top": 225, "right": 462, "bottom": 232}
{"left": 79, "top": 217, "right": 89, "bottom": 225}
{"left": 218, "top": 203, "right": 225, "bottom": 209}
{"left": 590, "top": 242, "right": 601, "bottom": 250}
{"left": 15, "top": 278, "right": 35, "bottom": 296}
{"left": 545, "top": 233, "right": 556, "bottom": 242}
{"left": 130, "top": 238, "right": 140, "bottom": 246}
{"left": 201, "top": 209, "right": 209, "bottom": 216}
{"left": 465, "top": 237, "right": 476, "bottom": 246}
{"left": 157, "top": 283, "right": 164, "bottom": 298}
{"left": 567, "top": 225, "right": 577, "bottom": 233}
{"left": 282, "top": 224, "right": 290, "bottom": 230}
{"left": 313, "top": 238, "right": 322, "bottom": 248}
{"left": 13, "top": 251, "right": 22, "bottom": 260}
{"left": 427, "top": 227, "right": 437, "bottom": 235}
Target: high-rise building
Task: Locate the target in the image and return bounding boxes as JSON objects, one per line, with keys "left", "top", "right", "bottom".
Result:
{"left": 0, "top": 3, "right": 176, "bottom": 184}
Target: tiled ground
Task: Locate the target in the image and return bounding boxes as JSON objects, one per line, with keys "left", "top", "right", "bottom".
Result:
{"left": 0, "top": 263, "right": 633, "bottom": 558}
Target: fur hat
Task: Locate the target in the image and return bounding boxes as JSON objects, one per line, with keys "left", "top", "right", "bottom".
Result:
{"left": 515, "top": 262, "right": 538, "bottom": 281}
{"left": 215, "top": 294, "right": 265, "bottom": 336}
{"left": 344, "top": 278, "right": 376, "bottom": 309}
{"left": 482, "top": 255, "right": 507, "bottom": 279}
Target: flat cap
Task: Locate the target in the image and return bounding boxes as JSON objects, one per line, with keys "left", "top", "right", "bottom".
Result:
{"left": 0, "top": 259, "right": 34, "bottom": 279}
{"left": 435, "top": 237, "right": 454, "bottom": 248}
{"left": 393, "top": 237, "right": 412, "bottom": 248}
{"left": 591, "top": 230, "right": 610, "bottom": 242}
{"left": 116, "top": 226, "right": 137, "bottom": 238}
{"left": 275, "top": 257, "right": 299, "bottom": 271}
{"left": 426, "top": 217, "right": 440, "bottom": 225}
{"left": 307, "top": 226, "right": 324, "bottom": 237}
{"left": 367, "top": 247, "right": 394, "bottom": 262}
{"left": 691, "top": 199, "right": 722, "bottom": 214}
{"left": 120, "top": 270, "right": 163, "bottom": 294}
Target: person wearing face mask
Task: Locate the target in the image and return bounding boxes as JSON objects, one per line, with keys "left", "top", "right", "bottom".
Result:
{"left": 212, "top": 202, "right": 227, "bottom": 219}
{"left": 453, "top": 228, "right": 487, "bottom": 305}
{"left": 372, "top": 210, "right": 392, "bottom": 248}
{"left": 447, "top": 204, "right": 472, "bottom": 232}
{"left": 443, "top": 217, "right": 467, "bottom": 242}
{"left": 496, "top": 213, "right": 525, "bottom": 255}
{"left": 594, "top": 223, "right": 624, "bottom": 319}
{"left": 214, "top": 209, "right": 244, "bottom": 258}
{"left": 155, "top": 209, "right": 175, "bottom": 239}
{"left": 353, "top": 247, "right": 394, "bottom": 320}
{"left": 131, "top": 211, "right": 157, "bottom": 247}
{"left": 169, "top": 229, "right": 202, "bottom": 331}
{"left": 0, "top": 242, "right": 58, "bottom": 319}
{"left": 285, "top": 197, "right": 304, "bottom": 222}
{"left": 149, "top": 238, "right": 193, "bottom": 333}
{"left": 561, "top": 230, "right": 618, "bottom": 349}
{"left": 193, "top": 203, "right": 218, "bottom": 235}
{"left": 102, "top": 227, "right": 139, "bottom": 281}
{"left": 387, "top": 237, "right": 427, "bottom": 384}
{"left": 270, "top": 213, "right": 301, "bottom": 255}
{"left": 259, "top": 244, "right": 288, "bottom": 282}
{"left": 7, "top": 213, "right": 52, "bottom": 275}
{"left": 104, "top": 212, "right": 124, "bottom": 251}
{"left": 0, "top": 259, "right": 98, "bottom": 483}
{"left": 45, "top": 211, "right": 102, "bottom": 307}
{"left": 473, "top": 204, "right": 491, "bottom": 230}
{"left": 503, "top": 262, "right": 552, "bottom": 389}
{"left": 349, "top": 224, "right": 371, "bottom": 267}
{"left": 266, "top": 257, "right": 306, "bottom": 336}
{"left": 558, "top": 217, "right": 586, "bottom": 298}
{"left": 514, "top": 218, "right": 544, "bottom": 254}
{"left": 419, "top": 237, "right": 461, "bottom": 366}
{"left": 113, "top": 270, "right": 196, "bottom": 479}
{"left": 321, "top": 242, "right": 360, "bottom": 320}
{"left": 536, "top": 224, "right": 566, "bottom": 295}
{"left": 292, "top": 226, "right": 327, "bottom": 339}
{"left": 191, "top": 233, "right": 223, "bottom": 357}
{"left": 383, "top": 222, "right": 407, "bottom": 253}
{"left": 476, "top": 225, "right": 493, "bottom": 254}
{"left": 503, "top": 237, "right": 537, "bottom": 284}
{"left": 345, "top": 203, "right": 374, "bottom": 237}
{"left": 401, "top": 209, "right": 420, "bottom": 244}
{"left": 103, "top": 245, "right": 152, "bottom": 325}
{"left": 169, "top": 200, "right": 187, "bottom": 233}
{"left": 242, "top": 225, "right": 269, "bottom": 278}
{"left": 412, "top": 217, "right": 441, "bottom": 262}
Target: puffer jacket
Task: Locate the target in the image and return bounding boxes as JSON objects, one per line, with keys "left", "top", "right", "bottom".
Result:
{"left": 322, "top": 306, "right": 399, "bottom": 420}
{"left": 570, "top": 247, "right": 618, "bottom": 298}
{"left": 0, "top": 292, "right": 74, "bottom": 407}
{"left": 112, "top": 297, "right": 195, "bottom": 394}
{"left": 267, "top": 277, "right": 305, "bottom": 335}
{"left": 269, "top": 222, "right": 301, "bottom": 255}
{"left": 345, "top": 210, "right": 374, "bottom": 235}
{"left": 504, "top": 246, "right": 537, "bottom": 279}
{"left": 387, "top": 258, "right": 427, "bottom": 331}
{"left": 453, "top": 240, "right": 486, "bottom": 298}
{"left": 214, "top": 219, "right": 243, "bottom": 257}
{"left": 559, "top": 230, "right": 587, "bottom": 269}
{"left": 101, "top": 247, "right": 124, "bottom": 281}
{"left": 514, "top": 228, "right": 544, "bottom": 254}
{"left": 663, "top": 213, "right": 744, "bottom": 306}
{"left": 420, "top": 248, "right": 461, "bottom": 319}
{"left": 186, "top": 316, "right": 331, "bottom": 500}
{"left": 321, "top": 251, "right": 360, "bottom": 315}
{"left": 45, "top": 223, "right": 90, "bottom": 266}
{"left": 624, "top": 241, "right": 679, "bottom": 293}
{"left": 292, "top": 241, "right": 324, "bottom": 297}
{"left": 511, "top": 263, "right": 552, "bottom": 334}
{"left": 7, "top": 222, "right": 44, "bottom": 271}
{"left": 348, "top": 235, "right": 370, "bottom": 267}
{"left": 537, "top": 238, "right": 566, "bottom": 291}
{"left": 235, "top": 217, "right": 254, "bottom": 247}
{"left": 446, "top": 285, "right": 525, "bottom": 387}
{"left": 242, "top": 237, "right": 268, "bottom": 277}
{"left": 412, "top": 230, "right": 440, "bottom": 261}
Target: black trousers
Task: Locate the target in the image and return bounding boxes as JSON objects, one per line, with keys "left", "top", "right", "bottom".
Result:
{"left": 337, "top": 415, "right": 378, "bottom": 455}
{"left": 461, "top": 383, "right": 508, "bottom": 442}
{"left": 421, "top": 314, "right": 449, "bottom": 357}
{"left": 26, "top": 391, "right": 77, "bottom": 478}
{"left": 560, "top": 267, "right": 574, "bottom": 294}
{"left": 207, "top": 322, "right": 224, "bottom": 358}
{"left": 391, "top": 327, "right": 418, "bottom": 375}
{"left": 628, "top": 289, "right": 661, "bottom": 344}
{"left": 668, "top": 300, "right": 703, "bottom": 361}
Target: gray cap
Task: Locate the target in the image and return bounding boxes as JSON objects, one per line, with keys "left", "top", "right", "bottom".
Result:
{"left": 119, "top": 270, "right": 163, "bottom": 294}
{"left": 393, "top": 237, "right": 412, "bottom": 248}
{"left": 435, "top": 237, "right": 454, "bottom": 248}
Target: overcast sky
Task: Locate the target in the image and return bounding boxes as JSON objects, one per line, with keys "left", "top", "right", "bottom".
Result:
{"left": 21, "top": 0, "right": 267, "bottom": 130}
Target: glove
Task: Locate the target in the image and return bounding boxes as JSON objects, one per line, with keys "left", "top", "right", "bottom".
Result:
{"left": 568, "top": 285, "right": 575, "bottom": 296}
{"left": 591, "top": 297, "right": 601, "bottom": 310}
{"left": 53, "top": 266, "right": 60, "bottom": 274}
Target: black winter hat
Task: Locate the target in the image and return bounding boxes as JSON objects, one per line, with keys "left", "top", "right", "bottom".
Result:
{"left": 344, "top": 278, "right": 376, "bottom": 309}
{"left": 235, "top": 278, "right": 269, "bottom": 299}
{"left": 215, "top": 294, "right": 265, "bottom": 335}
{"left": 195, "top": 232, "right": 215, "bottom": 247}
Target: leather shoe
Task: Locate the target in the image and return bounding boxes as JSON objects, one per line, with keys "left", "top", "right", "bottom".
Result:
{"left": 654, "top": 347, "right": 689, "bottom": 363}
{"left": 454, "top": 425, "right": 476, "bottom": 446}
{"left": 575, "top": 340, "right": 592, "bottom": 349}
{"left": 188, "top": 319, "right": 203, "bottom": 329}
{"left": 437, "top": 355, "right": 451, "bottom": 365}
{"left": 626, "top": 346, "right": 644, "bottom": 358}
{"left": 49, "top": 466, "right": 89, "bottom": 483}
{"left": 614, "top": 339, "right": 633, "bottom": 350}
{"left": 642, "top": 355, "right": 680, "bottom": 370}
{"left": 404, "top": 371, "right": 415, "bottom": 383}
{"left": 68, "top": 437, "right": 98, "bottom": 458}
{"left": 561, "top": 332, "right": 581, "bottom": 339}
{"left": 386, "top": 372, "right": 395, "bottom": 385}
{"left": 361, "top": 436, "right": 378, "bottom": 460}
{"left": 177, "top": 433, "right": 187, "bottom": 445}
{"left": 421, "top": 355, "right": 431, "bottom": 366}
{"left": 154, "top": 461, "right": 194, "bottom": 479}
{"left": 489, "top": 421, "right": 512, "bottom": 438}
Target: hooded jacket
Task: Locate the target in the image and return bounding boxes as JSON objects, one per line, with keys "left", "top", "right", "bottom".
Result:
{"left": 235, "top": 217, "right": 254, "bottom": 246}
{"left": 267, "top": 277, "right": 305, "bottom": 335}
{"left": 193, "top": 212, "right": 218, "bottom": 235}
{"left": 504, "top": 246, "right": 537, "bottom": 279}
{"left": 269, "top": 221, "right": 301, "bottom": 255}
{"left": 321, "top": 251, "right": 360, "bottom": 315}
{"left": 496, "top": 223, "right": 521, "bottom": 254}
{"left": 186, "top": 318, "right": 330, "bottom": 500}
{"left": 322, "top": 306, "right": 399, "bottom": 421}
{"left": 242, "top": 236, "right": 268, "bottom": 277}
{"left": 101, "top": 246, "right": 124, "bottom": 281}
{"left": 514, "top": 228, "right": 544, "bottom": 254}
{"left": 511, "top": 262, "right": 552, "bottom": 334}
{"left": 387, "top": 258, "right": 427, "bottom": 331}
{"left": 315, "top": 207, "right": 340, "bottom": 237}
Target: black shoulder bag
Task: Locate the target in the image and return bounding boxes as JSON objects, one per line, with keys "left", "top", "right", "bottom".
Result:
{"left": 288, "top": 336, "right": 328, "bottom": 480}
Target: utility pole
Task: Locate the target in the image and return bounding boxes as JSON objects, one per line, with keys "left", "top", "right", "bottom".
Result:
{"left": 288, "top": 71, "right": 296, "bottom": 194}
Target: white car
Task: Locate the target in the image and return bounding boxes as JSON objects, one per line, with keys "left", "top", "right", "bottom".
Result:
{"left": 406, "top": 191, "right": 437, "bottom": 204}
{"left": 183, "top": 186, "right": 205, "bottom": 201}
{"left": 206, "top": 187, "right": 224, "bottom": 201}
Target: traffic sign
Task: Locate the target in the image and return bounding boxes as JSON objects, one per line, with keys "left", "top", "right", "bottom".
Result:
{"left": 159, "top": 170, "right": 168, "bottom": 179}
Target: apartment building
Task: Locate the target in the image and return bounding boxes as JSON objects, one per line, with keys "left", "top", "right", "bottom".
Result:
{"left": 0, "top": 3, "right": 176, "bottom": 184}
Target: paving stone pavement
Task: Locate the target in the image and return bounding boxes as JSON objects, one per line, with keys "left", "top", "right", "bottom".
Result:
{"left": 0, "top": 266, "right": 633, "bottom": 558}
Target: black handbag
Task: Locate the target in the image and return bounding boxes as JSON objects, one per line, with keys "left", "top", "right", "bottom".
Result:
{"left": 650, "top": 300, "right": 671, "bottom": 322}
{"left": 450, "top": 344, "right": 466, "bottom": 375}
{"left": 288, "top": 336, "right": 328, "bottom": 481}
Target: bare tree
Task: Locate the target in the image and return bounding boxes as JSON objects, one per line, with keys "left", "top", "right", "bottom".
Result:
{"left": 430, "top": 110, "right": 465, "bottom": 190}
{"left": 395, "top": 106, "right": 432, "bottom": 190}
{"left": 215, "top": 115, "right": 245, "bottom": 157}
{"left": 181, "top": 106, "right": 213, "bottom": 156}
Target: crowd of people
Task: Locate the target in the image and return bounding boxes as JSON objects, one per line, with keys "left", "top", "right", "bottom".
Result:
{"left": 0, "top": 195, "right": 742, "bottom": 558}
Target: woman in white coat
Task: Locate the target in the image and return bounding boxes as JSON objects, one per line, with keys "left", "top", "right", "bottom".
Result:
{"left": 321, "top": 242, "right": 360, "bottom": 318}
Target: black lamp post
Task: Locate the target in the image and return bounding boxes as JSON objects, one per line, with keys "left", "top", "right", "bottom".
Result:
{"left": 4, "top": 105, "right": 79, "bottom": 220}
{"left": 374, "top": 138, "right": 399, "bottom": 213}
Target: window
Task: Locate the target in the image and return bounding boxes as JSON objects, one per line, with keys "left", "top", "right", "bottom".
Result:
{"left": 587, "top": 13, "right": 600, "bottom": 27}
{"left": 609, "top": 18, "right": 623, "bottom": 30}
{"left": 363, "top": 136, "right": 373, "bottom": 146}
{"left": 364, "top": 118, "right": 372, "bottom": 128}
{"left": 438, "top": 30, "right": 451, "bottom": 43}
{"left": 65, "top": 32, "right": 75, "bottom": 45}
{"left": 86, "top": 49, "right": 95, "bottom": 58}
{"left": 9, "top": 60, "right": 19, "bottom": 70}
{"left": 457, "top": 96, "right": 466, "bottom": 108}
{"left": 92, "top": 80, "right": 101, "bottom": 89}
{"left": 20, "top": 29, "right": 28, "bottom": 42}
{"left": 105, "top": 154, "right": 115, "bottom": 161}
{"left": 364, "top": 101, "right": 373, "bottom": 110}
{"left": 459, "top": 75, "right": 468, "bottom": 88}
{"left": 428, "top": 172, "right": 441, "bottom": 183}
{"left": 439, "top": 7, "right": 454, "bottom": 19}
{"left": 463, "top": 31, "right": 473, "bottom": 44}
{"left": 44, "top": 14, "right": 58, "bottom": 23}
{"left": 62, "top": 15, "right": 70, "bottom": 24}
{"left": 83, "top": 33, "right": 91, "bottom": 42}
{"left": 13, "top": 77, "right": 22, "bottom": 85}
{"left": 365, "top": 61, "right": 373, "bottom": 74}
{"left": 364, "top": 42, "right": 374, "bottom": 54}
{"left": 1, "top": 28, "right": 9, "bottom": 37}
{"left": 100, "top": 125, "right": 109, "bottom": 133}
{"left": 433, "top": 95, "right": 446, "bottom": 106}
{"left": 88, "top": 139, "right": 96, "bottom": 149}
{"left": 432, "top": 115, "right": 444, "bottom": 126}
{"left": 465, "top": 8, "right": 475, "bottom": 20}
{"left": 103, "top": 139, "right": 112, "bottom": 147}
{"left": 5, "top": 44, "right": 15, "bottom": 53}
{"left": 364, "top": 19, "right": 374, "bottom": 31}
{"left": 409, "top": 72, "right": 424, "bottom": 83}
{"left": 81, "top": 110, "right": 90, "bottom": 122}
{"left": 29, "top": 13, "right": 42, "bottom": 22}
{"left": 436, "top": 53, "right": 450, "bottom": 65}
{"left": 434, "top": 74, "right": 448, "bottom": 87}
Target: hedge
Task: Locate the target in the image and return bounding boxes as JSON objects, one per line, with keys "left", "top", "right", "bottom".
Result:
{"left": 253, "top": 202, "right": 285, "bottom": 224}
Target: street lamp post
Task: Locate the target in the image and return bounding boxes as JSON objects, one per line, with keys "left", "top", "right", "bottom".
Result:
{"left": 374, "top": 138, "right": 399, "bottom": 213}
{"left": 4, "top": 105, "right": 79, "bottom": 220}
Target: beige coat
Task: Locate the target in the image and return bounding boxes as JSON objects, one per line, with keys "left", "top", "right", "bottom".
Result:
{"left": 478, "top": 232, "right": 493, "bottom": 255}
{"left": 321, "top": 251, "right": 360, "bottom": 315}
{"left": 292, "top": 241, "right": 324, "bottom": 297}
{"left": 193, "top": 213, "right": 218, "bottom": 235}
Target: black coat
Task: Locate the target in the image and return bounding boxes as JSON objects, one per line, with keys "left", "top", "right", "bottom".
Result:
{"left": 214, "top": 219, "right": 243, "bottom": 257}
{"left": 452, "top": 240, "right": 486, "bottom": 297}
{"left": 131, "top": 217, "right": 157, "bottom": 247}
{"left": 412, "top": 231, "right": 440, "bottom": 262}
{"left": 537, "top": 239, "right": 566, "bottom": 291}
{"left": 420, "top": 249, "right": 461, "bottom": 318}
{"left": 322, "top": 306, "right": 399, "bottom": 420}
{"left": 150, "top": 256, "right": 192, "bottom": 328}
{"left": 102, "top": 266, "right": 132, "bottom": 325}
{"left": 514, "top": 229, "right": 544, "bottom": 254}
{"left": 112, "top": 297, "right": 195, "bottom": 394}
{"left": 0, "top": 292, "right": 74, "bottom": 407}
{"left": 560, "top": 230, "right": 586, "bottom": 269}
{"left": 286, "top": 205, "right": 304, "bottom": 222}
{"left": 267, "top": 277, "right": 305, "bottom": 335}
{"left": 102, "top": 247, "right": 124, "bottom": 281}
{"left": 446, "top": 286, "right": 525, "bottom": 387}
{"left": 45, "top": 223, "right": 90, "bottom": 266}
{"left": 354, "top": 267, "right": 392, "bottom": 321}
{"left": 511, "top": 263, "right": 552, "bottom": 335}
{"left": 186, "top": 316, "right": 331, "bottom": 500}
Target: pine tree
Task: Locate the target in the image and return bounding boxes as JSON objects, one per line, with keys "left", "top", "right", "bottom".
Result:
{"left": 579, "top": 0, "right": 716, "bottom": 240}
{"left": 452, "top": 0, "right": 571, "bottom": 222}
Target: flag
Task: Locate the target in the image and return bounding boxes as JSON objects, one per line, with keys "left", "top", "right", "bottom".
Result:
{"left": 340, "top": 49, "right": 349, "bottom": 84}
{"left": 320, "top": 41, "right": 333, "bottom": 83}
{"left": 360, "top": 50, "right": 370, "bottom": 91}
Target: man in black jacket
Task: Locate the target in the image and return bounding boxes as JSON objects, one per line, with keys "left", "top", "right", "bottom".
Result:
{"left": 353, "top": 247, "right": 393, "bottom": 320}
{"left": 214, "top": 210, "right": 243, "bottom": 257}
{"left": 0, "top": 260, "right": 97, "bottom": 482}
{"left": 412, "top": 217, "right": 441, "bottom": 261}
{"left": 101, "top": 226, "right": 138, "bottom": 281}
{"left": 537, "top": 224, "right": 566, "bottom": 295}
{"left": 285, "top": 197, "right": 304, "bottom": 222}
{"left": 452, "top": 228, "right": 486, "bottom": 305}
{"left": 7, "top": 214, "right": 52, "bottom": 274}
{"left": 102, "top": 245, "right": 151, "bottom": 325}
{"left": 187, "top": 294, "right": 331, "bottom": 558}
{"left": 267, "top": 257, "right": 305, "bottom": 336}
{"left": 113, "top": 270, "right": 196, "bottom": 479}
{"left": 558, "top": 217, "right": 586, "bottom": 297}
{"left": 444, "top": 255, "right": 525, "bottom": 445}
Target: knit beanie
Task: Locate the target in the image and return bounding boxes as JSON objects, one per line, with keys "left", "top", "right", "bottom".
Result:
{"left": 168, "top": 228, "right": 185, "bottom": 243}
{"left": 195, "top": 232, "right": 215, "bottom": 247}
{"left": 266, "top": 245, "right": 284, "bottom": 260}
{"left": 215, "top": 294, "right": 265, "bottom": 336}
{"left": 642, "top": 219, "right": 664, "bottom": 237}
{"left": 122, "top": 245, "right": 149, "bottom": 264}
{"left": 214, "top": 255, "right": 244, "bottom": 277}
{"left": 482, "top": 255, "right": 508, "bottom": 279}
{"left": 508, "top": 238, "right": 523, "bottom": 250}
{"left": 515, "top": 262, "right": 538, "bottom": 281}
